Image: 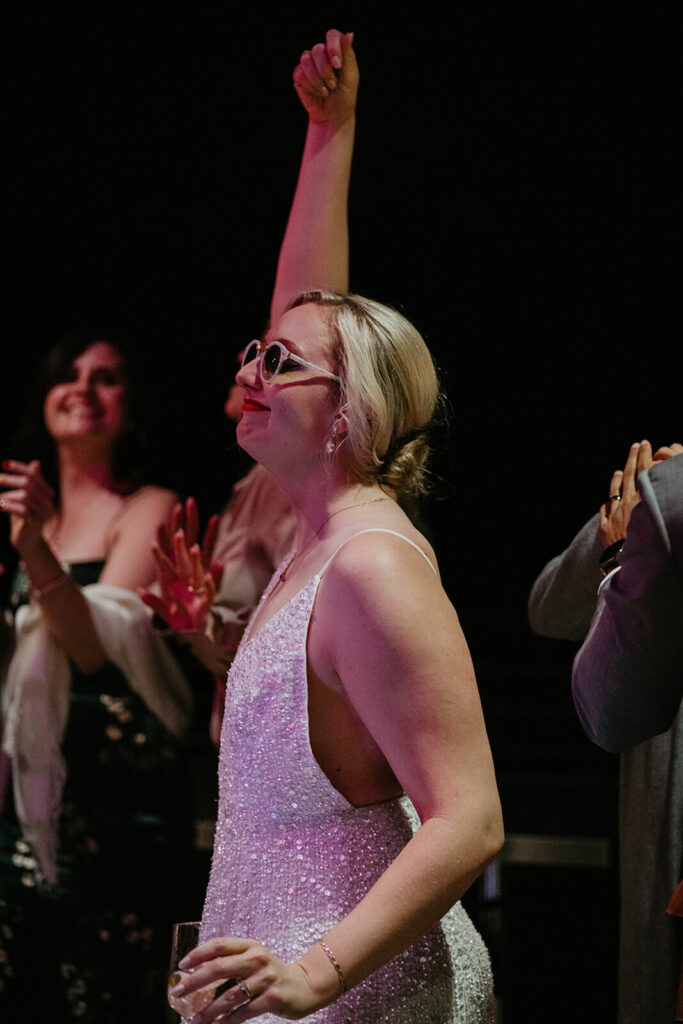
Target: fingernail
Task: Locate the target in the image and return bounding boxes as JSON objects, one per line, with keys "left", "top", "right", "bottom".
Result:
{"left": 178, "top": 956, "right": 189, "bottom": 969}
{"left": 170, "top": 982, "right": 185, "bottom": 996}
{"left": 332, "top": 55, "right": 342, "bottom": 68}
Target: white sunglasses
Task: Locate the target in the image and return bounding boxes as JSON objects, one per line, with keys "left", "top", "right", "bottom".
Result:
{"left": 241, "top": 339, "right": 341, "bottom": 385}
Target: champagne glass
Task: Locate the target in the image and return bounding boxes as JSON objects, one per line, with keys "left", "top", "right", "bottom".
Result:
{"left": 167, "top": 921, "right": 217, "bottom": 1018}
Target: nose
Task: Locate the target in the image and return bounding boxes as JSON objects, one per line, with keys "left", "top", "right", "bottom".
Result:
{"left": 235, "top": 356, "right": 260, "bottom": 390}
{"left": 72, "top": 371, "right": 96, "bottom": 394}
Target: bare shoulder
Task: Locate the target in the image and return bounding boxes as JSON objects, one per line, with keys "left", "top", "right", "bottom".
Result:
{"left": 101, "top": 485, "right": 179, "bottom": 587}
{"left": 320, "top": 526, "right": 447, "bottom": 636}
{"left": 329, "top": 526, "right": 439, "bottom": 588}
{"left": 114, "top": 485, "right": 178, "bottom": 534}
{"left": 313, "top": 525, "right": 471, "bottom": 707}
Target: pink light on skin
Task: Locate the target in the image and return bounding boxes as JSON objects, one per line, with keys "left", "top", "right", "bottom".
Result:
{"left": 223, "top": 348, "right": 248, "bottom": 423}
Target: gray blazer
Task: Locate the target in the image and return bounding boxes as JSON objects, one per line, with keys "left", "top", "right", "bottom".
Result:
{"left": 529, "top": 454, "right": 682, "bottom": 1023}
{"left": 572, "top": 453, "right": 683, "bottom": 752}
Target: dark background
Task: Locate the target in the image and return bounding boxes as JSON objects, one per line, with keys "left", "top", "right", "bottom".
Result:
{"left": 2, "top": 4, "right": 678, "bottom": 1021}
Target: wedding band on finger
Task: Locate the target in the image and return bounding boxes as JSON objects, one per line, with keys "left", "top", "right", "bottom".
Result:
{"left": 188, "top": 584, "right": 207, "bottom": 594}
{"left": 607, "top": 494, "right": 622, "bottom": 503}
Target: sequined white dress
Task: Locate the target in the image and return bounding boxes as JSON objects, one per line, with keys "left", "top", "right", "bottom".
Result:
{"left": 200, "top": 531, "right": 495, "bottom": 1022}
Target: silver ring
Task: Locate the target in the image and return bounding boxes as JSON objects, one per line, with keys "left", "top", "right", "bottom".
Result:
{"left": 239, "top": 980, "right": 255, "bottom": 1001}
{"left": 607, "top": 494, "right": 622, "bottom": 503}
{"left": 0, "top": 499, "right": 5, "bottom": 508}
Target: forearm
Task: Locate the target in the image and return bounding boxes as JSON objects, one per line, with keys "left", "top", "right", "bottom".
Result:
{"left": 271, "top": 117, "right": 354, "bottom": 324}
{"left": 571, "top": 499, "right": 683, "bottom": 750}
{"left": 528, "top": 514, "right": 602, "bottom": 641}
{"left": 572, "top": 571, "right": 683, "bottom": 750}
{"left": 298, "top": 800, "right": 502, "bottom": 999}
{"left": 22, "top": 538, "right": 107, "bottom": 673}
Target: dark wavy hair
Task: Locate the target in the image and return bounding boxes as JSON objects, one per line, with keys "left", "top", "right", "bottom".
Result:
{"left": 16, "top": 327, "right": 151, "bottom": 499}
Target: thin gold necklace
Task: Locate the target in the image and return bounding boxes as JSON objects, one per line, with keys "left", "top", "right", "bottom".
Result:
{"left": 279, "top": 495, "right": 390, "bottom": 582}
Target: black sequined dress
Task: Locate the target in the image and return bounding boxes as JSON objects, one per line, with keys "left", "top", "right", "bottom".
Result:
{"left": 0, "top": 561, "right": 195, "bottom": 1022}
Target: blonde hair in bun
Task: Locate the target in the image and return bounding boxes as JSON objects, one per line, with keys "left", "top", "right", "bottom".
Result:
{"left": 289, "top": 290, "right": 440, "bottom": 496}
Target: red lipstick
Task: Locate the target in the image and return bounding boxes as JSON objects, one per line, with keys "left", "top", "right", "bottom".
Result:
{"left": 242, "top": 397, "right": 269, "bottom": 412}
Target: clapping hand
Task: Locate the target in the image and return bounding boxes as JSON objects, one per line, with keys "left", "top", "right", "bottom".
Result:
{"left": 599, "top": 440, "right": 683, "bottom": 547}
{"left": 141, "top": 497, "right": 223, "bottom": 632}
{"left": 0, "top": 459, "right": 55, "bottom": 553}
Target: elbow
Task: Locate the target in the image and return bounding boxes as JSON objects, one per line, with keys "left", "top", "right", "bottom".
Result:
{"left": 572, "top": 674, "right": 643, "bottom": 754}
{"left": 462, "top": 786, "right": 505, "bottom": 870}
{"left": 527, "top": 592, "right": 548, "bottom": 637}
{"left": 465, "top": 796, "right": 504, "bottom": 874}
{"left": 481, "top": 801, "right": 505, "bottom": 866}
{"left": 58, "top": 630, "right": 108, "bottom": 675}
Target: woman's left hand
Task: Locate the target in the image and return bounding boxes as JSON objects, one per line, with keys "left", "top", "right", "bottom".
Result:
{"left": 170, "top": 936, "right": 325, "bottom": 1022}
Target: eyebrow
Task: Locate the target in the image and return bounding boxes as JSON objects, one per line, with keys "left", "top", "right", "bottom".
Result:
{"left": 73, "top": 361, "right": 124, "bottom": 372}
{"left": 268, "top": 336, "right": 305, "bottom": 358}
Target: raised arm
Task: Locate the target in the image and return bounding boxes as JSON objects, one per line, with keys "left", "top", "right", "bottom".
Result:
{"left": 270, "top": 29, "right": 359, "bottom": 325}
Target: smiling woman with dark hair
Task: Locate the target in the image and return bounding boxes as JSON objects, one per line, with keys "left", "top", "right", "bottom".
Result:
{"left": 15, "top": 326, "right": 151, "bottom": 498}
{"left": 0, "top": 331, "right": 195, "bottom": 1021}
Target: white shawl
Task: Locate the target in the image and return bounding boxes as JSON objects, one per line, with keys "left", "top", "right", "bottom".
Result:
{"left": 1, "top": 584, "right": 193, "bottom": 884}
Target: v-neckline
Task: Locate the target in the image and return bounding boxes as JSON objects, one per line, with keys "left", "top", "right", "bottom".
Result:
{"left": 240, "top": 549, "right": 318, "bottom": 648}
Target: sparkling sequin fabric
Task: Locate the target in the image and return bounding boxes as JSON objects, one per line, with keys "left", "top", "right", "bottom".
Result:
{"left": 200, "top": 551, "right": 495, "bottom": 1023}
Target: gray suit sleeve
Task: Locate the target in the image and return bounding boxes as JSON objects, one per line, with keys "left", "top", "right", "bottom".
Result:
{"left": 571, "top": 466, "right": 683, "bottom": 752}
{"left": 528, "top": 514, "right": 603, "bottom": 642}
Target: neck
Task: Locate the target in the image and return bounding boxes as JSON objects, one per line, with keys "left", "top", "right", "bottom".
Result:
{"left": 250, "top": 443, "right": 389, "bottom": 547}
{"left": 271, "top": 478, "right": 389, "bottom": 586}
{"left": 292, "top": 478, "right": 389, "bottom": 549}
{"left": 57, "top": 445, "right": 119, "bottom": 510}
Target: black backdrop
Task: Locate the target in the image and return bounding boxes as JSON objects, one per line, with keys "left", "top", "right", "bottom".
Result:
{"left": 2, "top": 4, "right": 678, "bottom": 1019}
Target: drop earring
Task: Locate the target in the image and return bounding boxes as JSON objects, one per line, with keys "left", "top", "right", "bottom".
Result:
{"left": 325, "top": 438, "right": 336, "bottom": 455}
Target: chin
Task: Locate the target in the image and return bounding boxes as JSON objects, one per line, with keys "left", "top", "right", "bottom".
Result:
{"left": 235, "top": 418, "right": 262, "bottom": 458}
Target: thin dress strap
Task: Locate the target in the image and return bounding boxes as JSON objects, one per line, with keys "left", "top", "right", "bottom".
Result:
{"left": 317, "top": 528, "right": 437, "bottom": 579}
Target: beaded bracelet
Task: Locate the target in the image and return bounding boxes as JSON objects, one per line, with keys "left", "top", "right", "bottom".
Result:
{"left": 318, "top": 939, "right": 347, "bottom": 994}
{"left": 32, "top": 571, "right": 69, "bottom": 600}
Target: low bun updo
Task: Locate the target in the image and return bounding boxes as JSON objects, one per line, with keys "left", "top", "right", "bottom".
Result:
{"left": 289, "top": 291, "right": 440, "bottom": 497}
